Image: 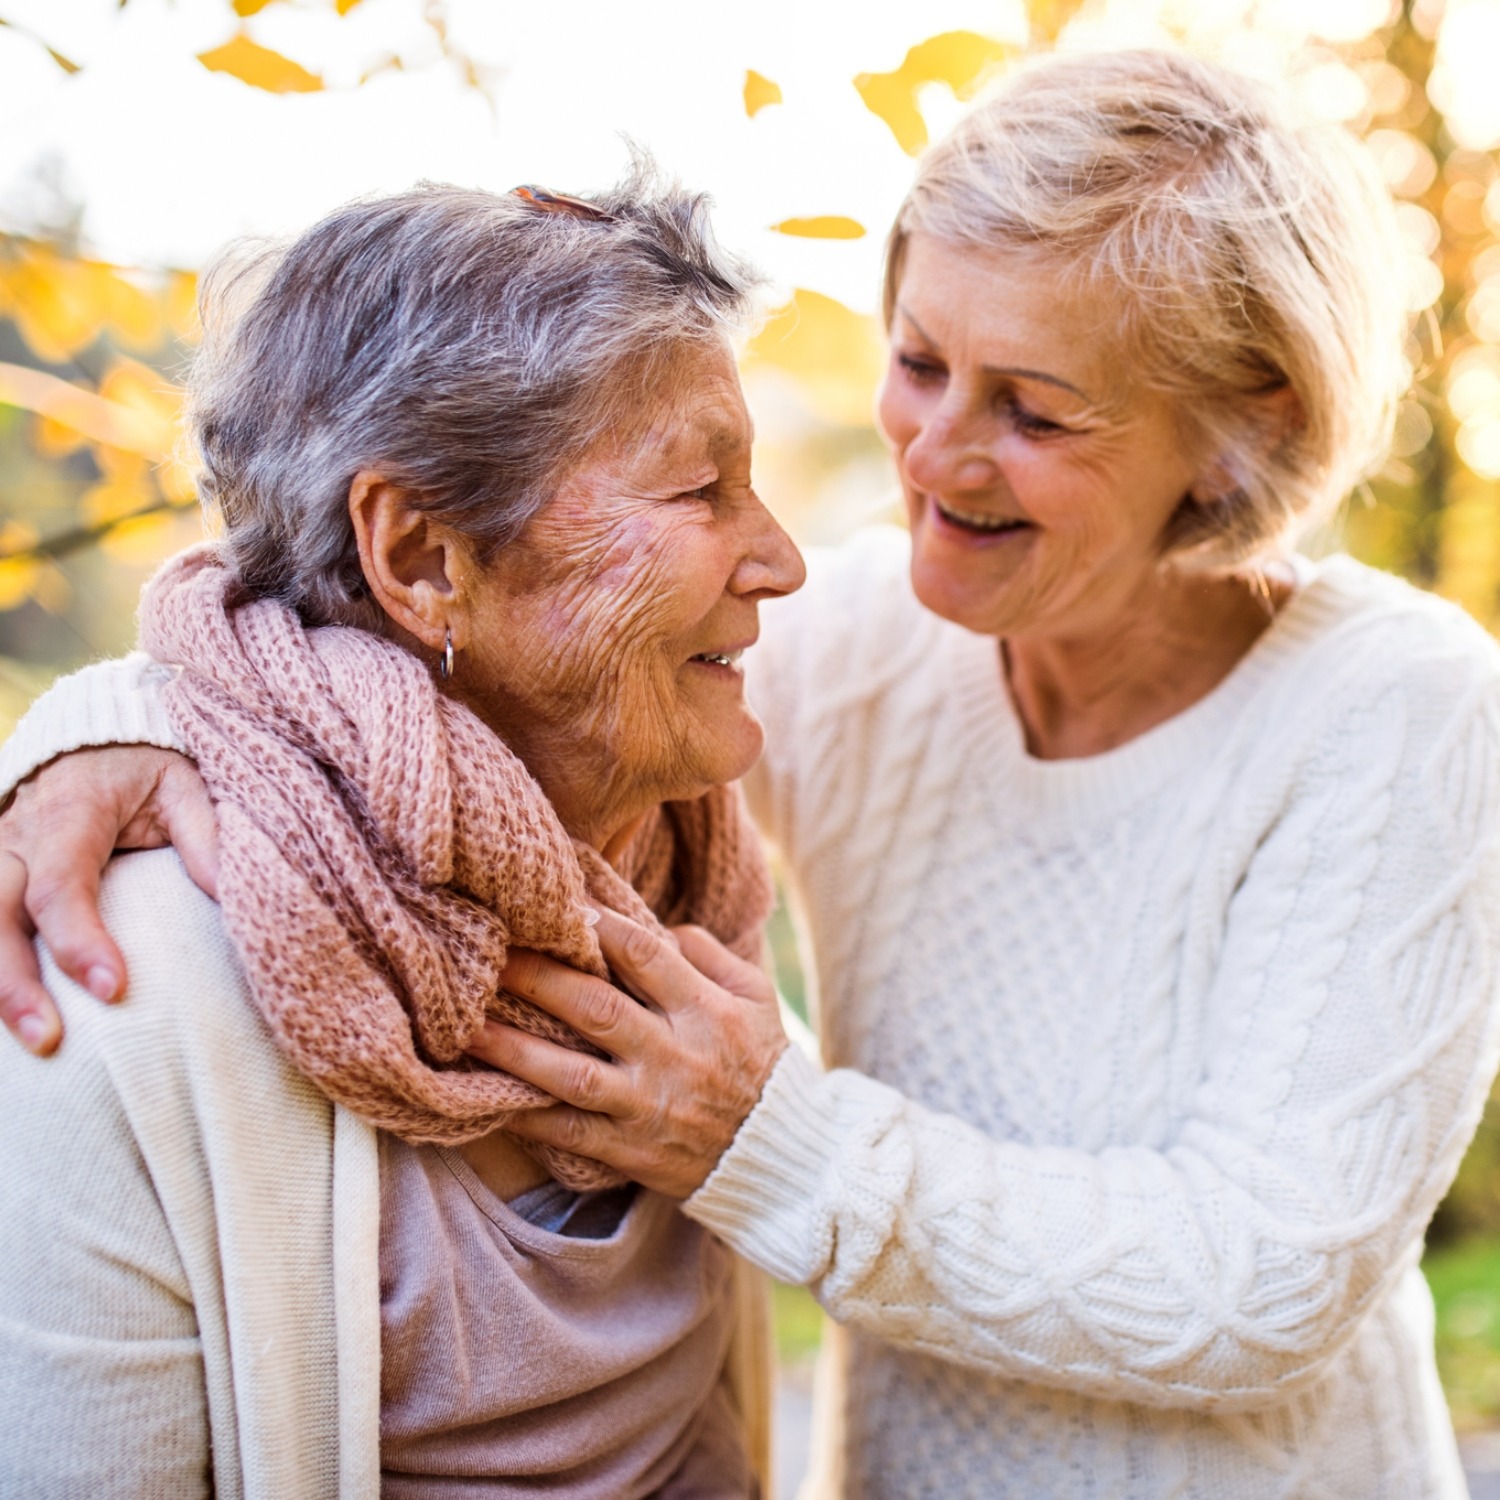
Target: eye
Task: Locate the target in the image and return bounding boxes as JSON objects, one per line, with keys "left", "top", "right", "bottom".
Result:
{"left": 1006, "top": 400, "right": 1067, "bottom": 439}
{"left": 679, "top": 485, "right": 713, "bottom": 501}
{"left": 896, "top": 352, "right": 944, "bottom": 386}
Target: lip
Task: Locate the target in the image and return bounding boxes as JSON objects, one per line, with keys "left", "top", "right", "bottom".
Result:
{"left": 686, "top": 635, "right": 757, "bottom": 671}
{"left": 923, "top": 492, "right": 1035, "bottom": 545}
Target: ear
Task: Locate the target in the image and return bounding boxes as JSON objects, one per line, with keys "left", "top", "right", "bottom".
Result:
{"left": 1189, "top": 384, "right": 1304, "bottom": 505}
{"left": 348, "top": 472, "right": 473, "bottom": 652}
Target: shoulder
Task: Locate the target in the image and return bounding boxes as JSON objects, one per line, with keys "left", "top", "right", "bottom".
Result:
{"left": 1296, "top": 554, "right": 1499, "bottom": 675}
{"left": 1260, "top": 555, "right": 1500, "bottom": 739}
{"left": 13, "top": 849, "right": 300, "bottom": 1132}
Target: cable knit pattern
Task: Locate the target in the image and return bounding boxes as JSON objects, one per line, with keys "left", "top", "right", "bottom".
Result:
{"left": 685, "top": 529, "right": 1500, "bottom": 1498}
{"left": 133, "top": 545, "right": 772, "bottom": 1188}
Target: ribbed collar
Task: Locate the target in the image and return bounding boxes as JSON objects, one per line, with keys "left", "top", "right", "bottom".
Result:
{"left": 940, "top": 554, "right": 1365, "bottom": 827}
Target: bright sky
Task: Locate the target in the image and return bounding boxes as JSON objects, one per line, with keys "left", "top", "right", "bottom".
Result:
{"left": 0, "top": 0, "right": 1035, "bottom": 314}
{"left": 6, "top": 0, "right": 1497, "bottom": 314}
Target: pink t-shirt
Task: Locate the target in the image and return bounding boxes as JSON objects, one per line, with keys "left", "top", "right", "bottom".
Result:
{"left": 378, "top": 1134, "right": 753, "bottom": 1498}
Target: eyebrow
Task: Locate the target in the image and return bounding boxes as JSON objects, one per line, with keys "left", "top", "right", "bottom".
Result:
{"left": 896, "top": 304, "right": 1092, "bottom": 402}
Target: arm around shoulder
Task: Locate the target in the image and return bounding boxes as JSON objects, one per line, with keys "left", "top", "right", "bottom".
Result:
{"left": 0, "top": 652, "right": 183, "bottom": 804}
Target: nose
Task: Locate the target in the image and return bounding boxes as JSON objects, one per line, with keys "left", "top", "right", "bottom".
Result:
{"left": 733, "top": 494, "right": 806, "bottom": 600}
{"left": 903, "top": 402, "right": 1000, "bottom": 496}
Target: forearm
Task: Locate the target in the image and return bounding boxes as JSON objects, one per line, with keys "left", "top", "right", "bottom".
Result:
{"left": 0, "top": 653, "right": 183, "bottom": 803}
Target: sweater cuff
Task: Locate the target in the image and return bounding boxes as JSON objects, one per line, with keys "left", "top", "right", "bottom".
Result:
{"left": 684, "top": 1044, "right": 842, "bottom": 1283}
{"left": 0, "top": 653, "right": 184, "bottom": 802}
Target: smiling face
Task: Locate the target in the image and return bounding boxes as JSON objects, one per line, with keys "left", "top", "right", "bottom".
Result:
{"left": 450, "top": 337, "right": 805, "bottom": 849}
{"left": 878, "top": 233, "right": 1207, "bottom": 643}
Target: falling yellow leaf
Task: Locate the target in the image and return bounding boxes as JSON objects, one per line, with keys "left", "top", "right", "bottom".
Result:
{"left": 197, "top": 33, "right": 323, "bottom": 94}
{"left": 336, "top": 0, "right": 368, "bottom": 14}
{"left": 770, "top": 216, "right": 867, "bottom": 240}
{"left": 855, "top": 31, "right": 1012, "bottom": 155}
{"left": 231, "top": 0, "right": 278, "bottom": 14}
{"left": 744, "top": 69, "right": 783, "bottom": 118}
{"left": 742, "top": 289, "right": 887, "bottom": 427}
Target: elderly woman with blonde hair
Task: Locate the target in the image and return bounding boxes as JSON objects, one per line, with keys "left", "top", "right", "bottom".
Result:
{"left": 5, "top": 49, "right": 1500, "bottom": 1500}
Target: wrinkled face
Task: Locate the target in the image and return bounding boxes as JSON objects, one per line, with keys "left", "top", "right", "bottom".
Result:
{"left": 455, "top": 338, "right": 805, "bottom": 846}
{"left": 877, "top": 233, "right": 1205, "bottom": 641}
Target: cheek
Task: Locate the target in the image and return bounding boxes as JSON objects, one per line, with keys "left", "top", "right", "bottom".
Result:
{"left": 531, "top": 520, "right": 700, "bottom": 691}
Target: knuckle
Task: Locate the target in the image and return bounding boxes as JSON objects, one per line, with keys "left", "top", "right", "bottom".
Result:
{"left": 552, "top": 1109, "right": 589, "bottom": 1151}
{"left": 621, "top": 920, "right": 661, "bottom": 970}
{"left": 578, "top": 981, "right": 624, "bottom": 1038}
{"left": 562, "top": 1055, "right": 603, "bottom": 1109}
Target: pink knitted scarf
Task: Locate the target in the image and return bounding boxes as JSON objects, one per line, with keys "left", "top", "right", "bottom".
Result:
{"left": 137, "top": 545, "right": 773, "bottom": 1190}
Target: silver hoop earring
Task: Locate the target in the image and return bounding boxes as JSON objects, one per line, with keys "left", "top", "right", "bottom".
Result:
{"left": 439, "top": 628, "right": 454, "bottom": 680}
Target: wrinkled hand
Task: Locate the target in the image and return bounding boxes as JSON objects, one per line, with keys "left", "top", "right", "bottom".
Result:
{"left": 467, "top": 907, "right": 788, "bottom": 1199}
{"left": 0, "top": 746, "right": 219, "bottom": 1054}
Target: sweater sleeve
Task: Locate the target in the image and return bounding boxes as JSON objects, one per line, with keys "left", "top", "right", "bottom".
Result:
{"left": 0, "top": 653, "right": 184, "bottom": 802}
{"left": 688, "top": 625, "right": 1500, "bottom": 1413}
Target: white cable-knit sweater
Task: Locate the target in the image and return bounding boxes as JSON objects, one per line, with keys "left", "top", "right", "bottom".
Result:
{"left": 4, "top": 530, "right": 1500, "bottom": 1499}
{"left": 688, "top": 532, "right": 1500, "bottom": 1499}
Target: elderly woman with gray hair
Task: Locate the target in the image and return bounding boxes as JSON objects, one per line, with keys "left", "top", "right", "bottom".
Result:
{"left": 0, "top": 169, "right": 805, "bottom": 1496}
{"left": 7, "top": 49, "right": 1500, "bottom": 1499}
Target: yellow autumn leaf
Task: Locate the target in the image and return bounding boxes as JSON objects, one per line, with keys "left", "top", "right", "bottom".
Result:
{"left": 0, "top": 242, "right": 174, "bottom": 363}
{"left": 232, "top": 0, "right": 278, "bottom": 15}
{"left": 99, "top": 356, "right": 185, "bottom": 435}
{"left": 81, "top": 260, "right": 163, "bottom": 351}
{"left": 855, "top": 31, "right": 1012, "bottom": 156}
{"left": 742, "top": 289, "right": 887, "bottom": 427}
{"left": 0, "top": 557, "right": 39, "bottom": 612}
{"left": 744, "top": 70, "right": 783, "bottom": 118}
{"left": 81, "top": 472, "right": 156, "bottom": 529}
{"left": 770, "top": 216, "right": 866, "bottom": 240}
{"left": 166, "top": 269, "right": 200, "bottom": 340}
{"left": 336, "top": 0, "right": 368, "bottom": 14}
{"left": 0, "top": 520, "right": 40, "bottom": 613}
{"left": 102, "top": 510, "right": 176, "bottom": 566}
{"left": 197, "top": 33, "right": 323, "bottom": 94}
{"left": 2, "top": 243, "right": 99, "bottom": 362}
{"left": 35, "top": 414, "right": 90, "bottom": 458}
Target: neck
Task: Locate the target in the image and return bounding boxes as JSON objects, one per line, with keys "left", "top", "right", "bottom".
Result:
{"left": 1004, "top": 567, "right": 1287, "bottom": 760}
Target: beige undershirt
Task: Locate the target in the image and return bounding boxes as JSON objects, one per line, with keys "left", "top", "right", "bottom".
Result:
{"left": 378, "top": 1133, "right": 753, "bottom": 1498}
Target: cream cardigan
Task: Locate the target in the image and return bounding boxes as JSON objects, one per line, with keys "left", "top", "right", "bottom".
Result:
{"left": 0, "top": 848, "right": 772, "bottom": 1498}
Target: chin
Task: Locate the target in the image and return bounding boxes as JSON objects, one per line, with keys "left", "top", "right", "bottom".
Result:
{"left": 908, "top": 555, "right": 1018, "bottom": 637}
{"left": 679, "top": 714, "right": 765, "bottom": 798}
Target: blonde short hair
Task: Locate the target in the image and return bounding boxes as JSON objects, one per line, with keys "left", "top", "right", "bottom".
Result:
{"left": 884, "top": 49, "right": 1412, "bottom": 565}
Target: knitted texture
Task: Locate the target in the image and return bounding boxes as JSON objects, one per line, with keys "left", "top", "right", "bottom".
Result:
{"left": 687, "top": 530, "right": 1500, "bottom": 1499}
{"left": 135, "top": 545, "right": 772, "bottom": 1189}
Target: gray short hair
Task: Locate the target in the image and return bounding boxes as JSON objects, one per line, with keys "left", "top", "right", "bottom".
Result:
{"left": 189, "top": 159, "right": 762, "bottom": 628}
{"left": 885, "top": 49, "right": 1412, "bottom": 566}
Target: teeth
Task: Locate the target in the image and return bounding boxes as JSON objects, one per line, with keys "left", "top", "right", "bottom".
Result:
{"left": 934, "top": 497, "right": 1027, "bottom": 533}
{"left": 693, "top": 650, "right": 743, "bottom": 667}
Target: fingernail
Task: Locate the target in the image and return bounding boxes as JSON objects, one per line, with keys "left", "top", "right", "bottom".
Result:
{"left": 18, "top": 1014, "right": 50, "bottom": 1053}
{"left": 580, "top": 907, "right": 601, "bottom": 928}
{"left": 85, "top": 965, "right": 119, "bottom": 1002}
